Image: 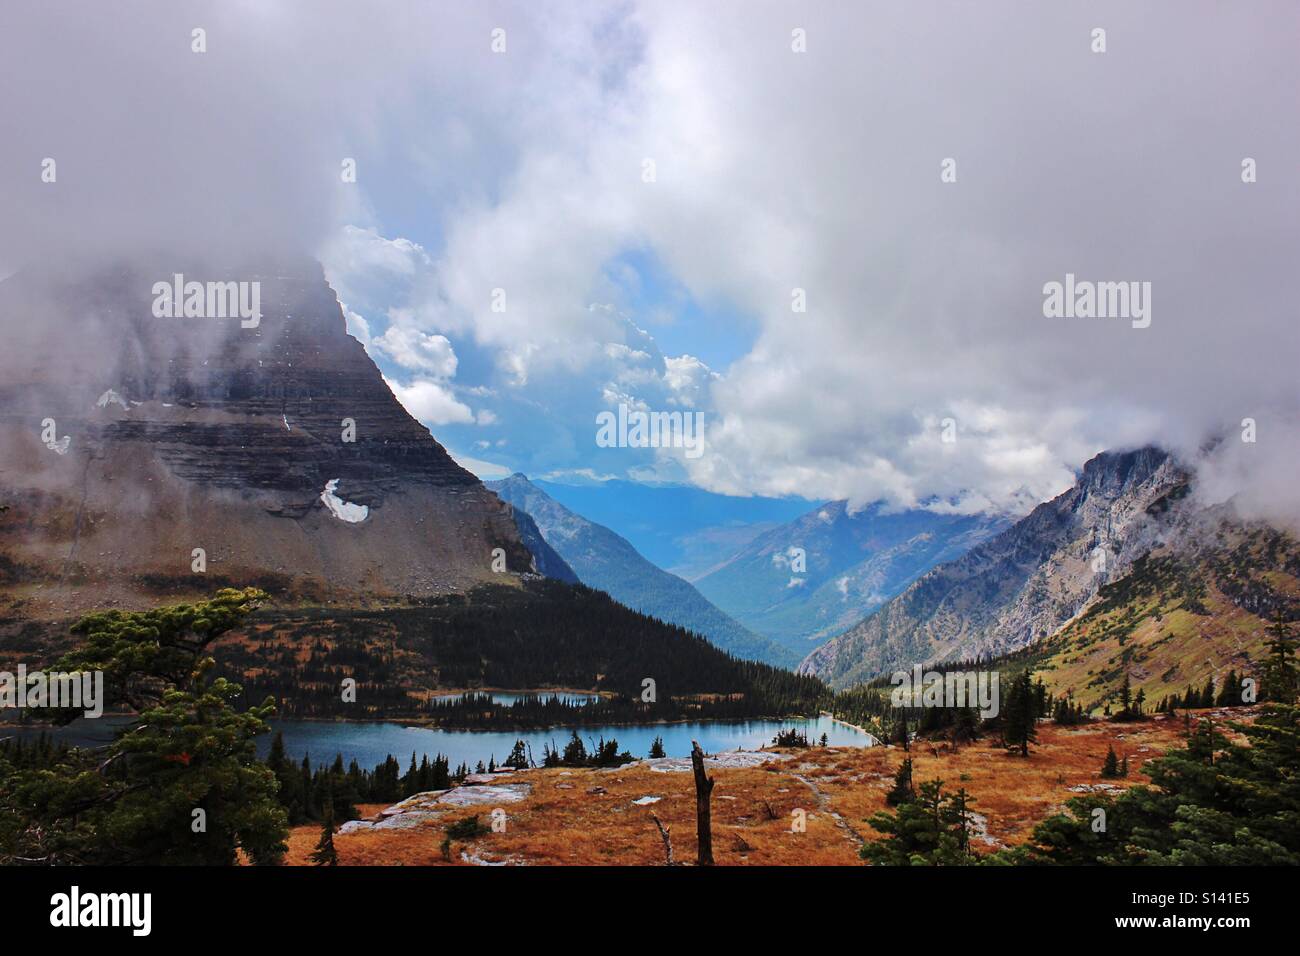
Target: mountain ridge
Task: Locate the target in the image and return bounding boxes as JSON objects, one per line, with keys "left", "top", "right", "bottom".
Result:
{"left": 488, "top": 473, "right": 795, "bottom": 666}
{"left": 799, "top": 446, "right": 1188, "bottom": 688}
{"left": 532, "top": 477, "right": 816, "bottom": 579}
{"left": 694, "top": 498, "right": 1009, "bottom": 653}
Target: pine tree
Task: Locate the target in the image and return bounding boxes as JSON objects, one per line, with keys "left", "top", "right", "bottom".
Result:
{"left": 952, "top": 705, "right": 980, "bottom": 744}
{"left": 1259, "top": 613, "right": 1298, "bottom": 703}
{"left": 300, "top": 755, "right": 316, "bottom": 818}
{"left": 0, "top": 588, "right": 289, "bottom": 865}
{"left": 1200, "top": 676, "right": 1216, "bottom": 709}
{"left": 885, "top": 758, "right": 915, "bottom": 806}
{"left": 1033, "top": 678, "right": 1049, "bottom": 718}
{"left": 1002, "top": 670, "right": 1038, "bottom": 757}
{"left": 1216, "top": 670, "right": 1240, "bottom": 707}
{"left": 1116, "top": 673, "right": 1135, "bottom": 720}
{"left": 505, "top": 739, "right": 528, "bottom": 769}
{"left": 402, "top": 752, "right": 418, "bottom": 795}
{"left": 1100, "top": 744, "right": 1120, "bottom": 778}
{"left": 267, "top": 731, "right": 306, "bottom": 824}
{"left": 894, "top": 707, "right": 910, "bottom": 752}
{"left": 561, "top": 731, "right": 587, "bottom": 766}
{"left": 864, "top": 776, "right": 975, "bottom": 865}
{"left": 648, "top": 736, "right": 666, "bottom": 759}
{"left": 311, "top": 795, "right": 339, "bottom": 866}
{"left": 542, "top": 742, "right": 561, "bottom": 767}
{"left": 944, "top": 788, "right": 977, "bottom": 857}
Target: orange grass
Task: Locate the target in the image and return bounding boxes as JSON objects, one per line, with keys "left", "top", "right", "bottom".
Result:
{"left": 281, "top": 710, "right": 1249, "bottom": 866}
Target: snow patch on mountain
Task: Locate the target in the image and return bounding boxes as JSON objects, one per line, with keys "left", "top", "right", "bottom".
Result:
{"left": 320, "top": 479, "right": 368, "bottom": 523}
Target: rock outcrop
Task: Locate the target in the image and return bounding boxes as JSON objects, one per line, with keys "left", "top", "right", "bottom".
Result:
{"left": 0, "top": 261, "right": 549, "bottom": 617}
{"left": 800, "top": 447, "right": 1188, "bottom": 688}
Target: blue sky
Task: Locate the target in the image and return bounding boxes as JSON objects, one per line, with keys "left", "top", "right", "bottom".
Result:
{"left": 600, "top": 249, "right": 758, "bottom": 372}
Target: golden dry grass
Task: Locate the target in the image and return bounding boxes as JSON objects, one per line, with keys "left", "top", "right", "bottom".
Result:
{"left": 282, "top": 710, "right": 1248, "bottom": 866}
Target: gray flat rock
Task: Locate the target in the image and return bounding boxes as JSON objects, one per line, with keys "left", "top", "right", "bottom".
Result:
{"left": 635, "top": 750, "right": 793, "bottom": 774}
{"left": 339, "top": 782, "right": 534, "bottom": 832}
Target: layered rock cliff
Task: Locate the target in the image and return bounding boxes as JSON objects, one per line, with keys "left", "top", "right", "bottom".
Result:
{"left": 0, "top": 261, "right": 546, "bottom": 617}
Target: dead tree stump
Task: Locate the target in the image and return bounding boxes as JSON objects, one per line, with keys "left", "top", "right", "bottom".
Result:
{"left": 691, "top": 740, "right": 715, "bottom": 866}
{"left": 649, "top": 812, "right": 676, "bottom": 866}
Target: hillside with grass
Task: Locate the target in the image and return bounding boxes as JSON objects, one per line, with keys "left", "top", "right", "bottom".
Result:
{"left": 1024, "top": 520, "right": 1299, "bottom": 714}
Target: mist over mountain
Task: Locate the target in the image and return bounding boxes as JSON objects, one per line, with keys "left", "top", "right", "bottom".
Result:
{"left": 800, "top": 447, "right": 1189, "bottom": 688}
{"left": 0, "top": 263, "right": 549, "bottom": 620}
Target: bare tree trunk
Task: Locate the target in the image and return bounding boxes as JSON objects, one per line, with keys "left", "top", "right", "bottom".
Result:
{"left": 691, "top": 740, "right": 714, "bottom": 866}
{"left": 649, "top": 812, "right": 675, "bottom": 866}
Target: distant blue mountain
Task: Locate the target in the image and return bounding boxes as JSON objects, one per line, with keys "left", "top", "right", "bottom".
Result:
{"left": 693, "top": 500, "right": 1009, "bottom": 654}
{"left": 490, "top": 474, "right": 796, "bottom": 667}
{"left": 533, "top": 478, "right": 819, "bottom": 579}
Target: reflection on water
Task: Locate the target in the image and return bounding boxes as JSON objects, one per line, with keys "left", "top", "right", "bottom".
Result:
{"left": 5, "top": 712, "right": 873, "bottom": 771}
{"left": 431, "top": 691, "right": 601, "bottom": 707}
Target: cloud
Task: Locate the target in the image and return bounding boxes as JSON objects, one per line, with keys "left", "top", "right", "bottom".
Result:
{"left": 384, "top": 377, "right": 474, "bottom": 427}
{"left": 374, "top": 327, "right": 459, "bottom": 377}
{"left": 448, "top": 451, "right": 513, "bottom": 480}
{"left": 343, "top": 308, "right": 372, "bottom": 347}
{"left": 6, "top": 1, "right": 1299, "bottom": 526}
{"left": 320, "top": 2, "right": 1299, "bottom": 521}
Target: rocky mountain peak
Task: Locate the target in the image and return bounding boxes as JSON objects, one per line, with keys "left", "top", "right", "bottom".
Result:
{"left": 799, "top": 445, "right": 1189, "bottom": 688}
{"left": 0, "top": 262, "right": 541, "bottom": 616}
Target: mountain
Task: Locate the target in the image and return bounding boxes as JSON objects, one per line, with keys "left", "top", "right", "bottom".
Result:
{"left": 800, "top": 447, "right": 1187, "bottom": 688}
{"left": 210, "top": 578, "right": 824, "bottom": 719}
{"left": 693, "top": 499, "right": 1008, "bottom": 653}
{"left": 488, "top": 473, "right": 796, "bottom": 666}
{"left": 532, "top": 478, "right": 816, "bottom": 579}
{"left": 1011, "top": 508, "right": 1299, "bottom": 715}
{"left": 0, "top": 261, "right": 562, "bottom": 620}
{"left": 0, "top": 261, "right": 813, "bottom": 713}
{"left": 498, "top": 507, "right": 580, "bottom": 584}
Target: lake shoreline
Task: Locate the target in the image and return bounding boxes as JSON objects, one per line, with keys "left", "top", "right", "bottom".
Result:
{"left": 821, "top": 710, "right": 881, "bottom": 741}
{"left": 272, "top": 711, "right": 837, "bottom": 734}
{"left": 5, "top": 713, "right": 874, "bottom": 773}
{"left": 2, "top": 710, "right": 833, "bottom": 735}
